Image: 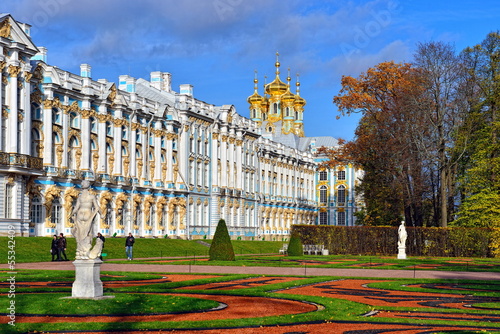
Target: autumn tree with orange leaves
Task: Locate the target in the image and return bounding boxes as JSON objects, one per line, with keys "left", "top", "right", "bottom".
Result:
{"left": 332, "top": 61, "right": 433, "bottom": 226}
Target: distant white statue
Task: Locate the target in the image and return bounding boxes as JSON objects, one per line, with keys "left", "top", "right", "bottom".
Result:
{"left": 397, "top": 220, "right": 407, "bottom": 259}
{"left": 398, "top": 220, "right": 407, "bottom": 248}
{"left": 72, "top": 180, "right": 102, "bottom": 260}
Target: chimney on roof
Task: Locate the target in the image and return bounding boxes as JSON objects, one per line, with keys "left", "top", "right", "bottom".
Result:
{"left": 80, "top": 64, "right": 91, "bottom": 78}
{"left": 33, "top": 47, "right": 47, "bottom": 63}
{"left": 150, "top": 71, "right": 172, "bottom": 92}
{"left": 180, "top": 84, "right": 193, "bottom": 97}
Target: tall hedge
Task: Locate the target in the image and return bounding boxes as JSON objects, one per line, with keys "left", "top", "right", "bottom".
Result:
{"left": 291, "top": 225, "right": 495, "bottom": 257}
{"left": 287, "top": 233, "right": 303, "bottom": 256}
{"left": 209, "top": 219, "right": 235, "bottom": 261}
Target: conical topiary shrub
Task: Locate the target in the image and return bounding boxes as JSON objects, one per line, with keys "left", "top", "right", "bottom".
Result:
{"left": 287, "top": 233, "right": 303, "bottom": 256}
{"left": 209, "top": 219, "right": 235, "bottom": 261}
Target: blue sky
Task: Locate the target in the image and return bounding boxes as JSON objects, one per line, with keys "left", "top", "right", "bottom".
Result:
{"left": 3, "top": 0, "right": 500, "bottom": 140}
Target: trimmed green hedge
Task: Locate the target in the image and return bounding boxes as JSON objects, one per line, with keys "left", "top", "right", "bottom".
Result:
{"left": 209, "top": 219, "right": 235, "bottom": 261}
{"left": 291, "top": 225, "right": 495, "bottom": 257}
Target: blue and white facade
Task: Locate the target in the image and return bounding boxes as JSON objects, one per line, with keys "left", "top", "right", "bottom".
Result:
{"left": 0, "top": 14, "right": 362, "bottom": 239}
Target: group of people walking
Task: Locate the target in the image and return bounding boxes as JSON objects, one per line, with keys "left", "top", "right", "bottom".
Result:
{"left": 50, "top": 233, "right": 69, "bottom": 261}
{"left": 49, "top": 232, "right": 135, "bottom": 261}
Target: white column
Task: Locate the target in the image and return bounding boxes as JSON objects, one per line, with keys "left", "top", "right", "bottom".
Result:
{"left": 228, "top": 137, "right": 234, "bottom": 188}
{"left": 129, "top": 117, "right": 137, "bottom": 178}
{"left": 236, "top": 138, "right": 243, "bottom": 190}
{"left": 20, "top": 70, "right": 31, "bottom": 155}
{"left": 166, "top": 133, "right": 174, "bottom": 184}
{"left": 113, "top": 117, "right": 122, "bottom": 176}
{"left": 154, "top": 122, "right": 162, "bottom": 182}
{"left": 7, "top": 64, "right": 20, "bottom": 153}
{"left": 220, "top": 133, "right": 228, "bottom": 188}
{"left": 61, "top": 108, "right": 69, "bottom": 168}
{"left": 97, "top": 107, "right": 107, "bottom": 173}
{"left": 81, "top": 114, "right": 90, "bottom": 171}
{"left": 178, "top": 123, "right": 189, "bottom": 188}
{"left": 42, "top": 99, "right": 53, "bottom": 166}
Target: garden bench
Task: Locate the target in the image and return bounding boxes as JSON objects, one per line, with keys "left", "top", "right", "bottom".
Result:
{"left": 279, "top": 243, "right": 288, "bottom": 254}
{"left": 303, "top": 244, "right": 328, "bottom": 255}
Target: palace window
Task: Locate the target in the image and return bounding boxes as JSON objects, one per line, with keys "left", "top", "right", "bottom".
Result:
{"left": 70, "top": 112, "right": 79, "bottom": 128}
{"left": 51, "top": 198, "right": 62, "bottom": 227}
{"left": 52, "top": 108, "right": 61, "bottom": 124}
{"left": 319, "top": 170, "right": 327, "bottom": 181}
{"left": 90, "top": 117, "right": 97, "bottom": 133}
{"left": 106, "top": 121, "right": 113, "bottom": 136}
{"left": 30, "top": 196, "right": 42, "bottom": 225}
{"left": 31, "top": 103, "right": 41, "bottom": 120}
{"left": 319, "top": 185, "right": 328, "bottom": 204}
{"left": 319, "top": 211, "right": 328, "bottom": 225}
{"left": 337, "top": 211, "right": 346, "bottom": 226}
{"left": 5, "top": 183, "right": 14, "bottom": 218}
{"left": 337, "top": 170, "right": 346, "bottom": 180}
{"left": 337, "top": 185, "right": 346, "bottom": 204}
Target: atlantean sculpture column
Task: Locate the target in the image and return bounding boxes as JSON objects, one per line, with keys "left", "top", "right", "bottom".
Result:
{"left": 397, "top": 220, "right": 407, "bottom": 260}
{"left": 70, "top": 180, "right": 107, "bottom": 298}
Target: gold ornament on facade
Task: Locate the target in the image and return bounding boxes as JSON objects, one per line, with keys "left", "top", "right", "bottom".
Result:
{"left": 75, "top": 149, "right": 82, "bottom": 170}
{"left": 156, "top": 197, "right": 168, "bottom": 230}
{"left": 108, "top": 155, "right": 115, "bottom": 175}
{"left": 34, "top": 65, "right": 43, "bottom": 80}
{"left": 99, "top": 191, "right": 113, "bottom": 229}
{"left": 108, "top": 85, "right": 117, "bottom": 103}
{"left": 2, "top": 74, "right": 7, "bottom": 85}
{"left": 0, "top": 18, "right": 11, "bottom": 38}
{"left": 144, "top": 195, "right": 155, "bottom": 229}
{"left": 123, "top": 157, "right": 130, "bottom": 177}
{"left": 56, "top": 145, "right": 64, "bottom": 166}
{"left": 0, "top": 61, "right": 5, "bottom": 71}
{"left": 138, "top": 160, "right": 144, "bottom": 180}
{"left": 8, "top": 65, "right": 21, "bottom": 77}
{"left": 44, "top": 185, "right": 61, "bottom": 228}
{"left": 96, "top": 113, "right": 108, "bottom": 123}
{"left": 24, "top": 71, "right": 33, "bottom": 82}
{"left": 31, "top": 89, "right": 42, "bottom": 104}
{"left": 92, "top": 152, "right": 99, "bottom": 172}
{"left": 80, "top": 109, "right": 91, "bottom": 119}
{"left": 63, "top": 187, "right": 79, "bottom": 228}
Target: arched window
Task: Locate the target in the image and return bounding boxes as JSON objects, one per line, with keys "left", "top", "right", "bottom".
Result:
{"left": 319, "top": 185, "right": 328, "bottom": 204}
{"left": 31, "top": 129, "right": 41, "bottom": 157}
{"left": 51, "top": 197, "right": 62, "bottom": 228}
{"left": 69, "top": 112, "right": 79, "bottom": 128}
{"left": 319, "top": 211, "right": 328, "bottom": 225}
{"left": 337, "top": 211, "right": 346, "bottom": 225}
{"left": 30, "top": 195, "right": 42, "bottom": 225}
{"left": 5, "top": 183, "right": 14, "bottom": 218}
{"left": 68, "top": 136, "right": 79, "bottom": 170}
{"left": 120, "top": 125, "right": 127, "bottom": 139}
{"left": 52, "top": 108, "right": 61, "bottom": 124}
{"left": 90, "top": 117, "right": 97, "bottom": 133}
{"left": 337, "top": 185, "right": 346, "bottom": 204}
{"left": 31, "top": 103, "right": 41, "bottom": 120}
{"left": 90, "top": 140, "right": 98, "bottom": 172}
{"left": 106, "top": 121, "right": 113, "bottom": 136}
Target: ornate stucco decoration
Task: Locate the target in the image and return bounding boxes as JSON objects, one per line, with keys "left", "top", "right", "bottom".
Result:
{"left": 44, "top": 185, "right": 62, "bottom": 228}
{"left": 0, "top": 19, "right": 12, "bottom": 38}
{"left": 63, "top": 187, "right": 79, "bottom": 228}
{"left": 156, "top": 196, "right": 167, "bottom": 231}
{"left": 144, "top": 195, "right": 155, "bottom": 230}
{"left": 114, "top": 192, "right": 128, "bottom": 229}
{"left": 8, "top": 65, "right": 21, "bottom": 78}
{"left": 132, "top": 194, "right": 142, "bottom": 229}
{"left": 99, "top": 191, "right": 113, "bottom": 229}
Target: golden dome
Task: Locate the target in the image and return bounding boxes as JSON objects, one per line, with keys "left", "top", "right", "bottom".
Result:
{"left": 265, "top": 56, "right": 288, "bottom": 96}
{"left": 281, "top": 74, "right": 296, "bottom": 103}
{"left": 294, "top": 79, "right": 306, "bottom": 108}
{"left": 247, "top": 79, "right": 264, "bottom": 104}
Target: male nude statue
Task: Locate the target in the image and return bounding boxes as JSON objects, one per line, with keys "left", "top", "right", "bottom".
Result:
{"left": 72, "top": 180, "right": 102, "bottom": 259}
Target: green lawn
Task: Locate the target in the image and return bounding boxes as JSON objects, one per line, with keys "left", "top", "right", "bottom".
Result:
{"left": 0, "top": 237, "right": 284, "bottom": 263}
{"left": 1, "top": 269, "right": 499, "bottom": 333}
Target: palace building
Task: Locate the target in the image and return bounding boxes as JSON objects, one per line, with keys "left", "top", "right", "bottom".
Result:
{"left": 0, "top": 14, "right": 362, "bottom": 239}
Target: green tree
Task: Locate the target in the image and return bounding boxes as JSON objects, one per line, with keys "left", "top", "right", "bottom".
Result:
{"left": 454, "top": 31, "right": 500, "bottom": 227}
{"left": 209, "top": 219, "right": 235, "bottom": 261}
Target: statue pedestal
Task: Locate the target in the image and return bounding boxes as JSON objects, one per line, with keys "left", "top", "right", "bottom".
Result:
{"left": 71, "top": 259, "right": 104, "bottom": 298}
{"left": 397, "top": 247, "right": 407, "bottom": 260}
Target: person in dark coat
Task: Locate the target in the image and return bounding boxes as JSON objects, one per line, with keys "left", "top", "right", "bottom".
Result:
{"left": 97, "top": 232, "right": 105, "bottom": 260}
{"left": 57, "top": 233, "right": 68, "bottom": 261}
{"left": 125, "top": 233, "right": 135, "bottom": 260}
{"left": 51, "top": 235, "right": 59, "bottom": 261}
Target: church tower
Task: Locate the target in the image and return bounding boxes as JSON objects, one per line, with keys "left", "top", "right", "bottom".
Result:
{"left": 247, "top": 53, "right": 306, "bottom": 138}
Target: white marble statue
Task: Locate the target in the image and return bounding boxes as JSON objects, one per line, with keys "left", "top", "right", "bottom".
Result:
{"left": 398, "top": 220, "right": 407, "bottom": 248}
{"left": 72, "top": 180, "right": 102, "bottom": 260}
